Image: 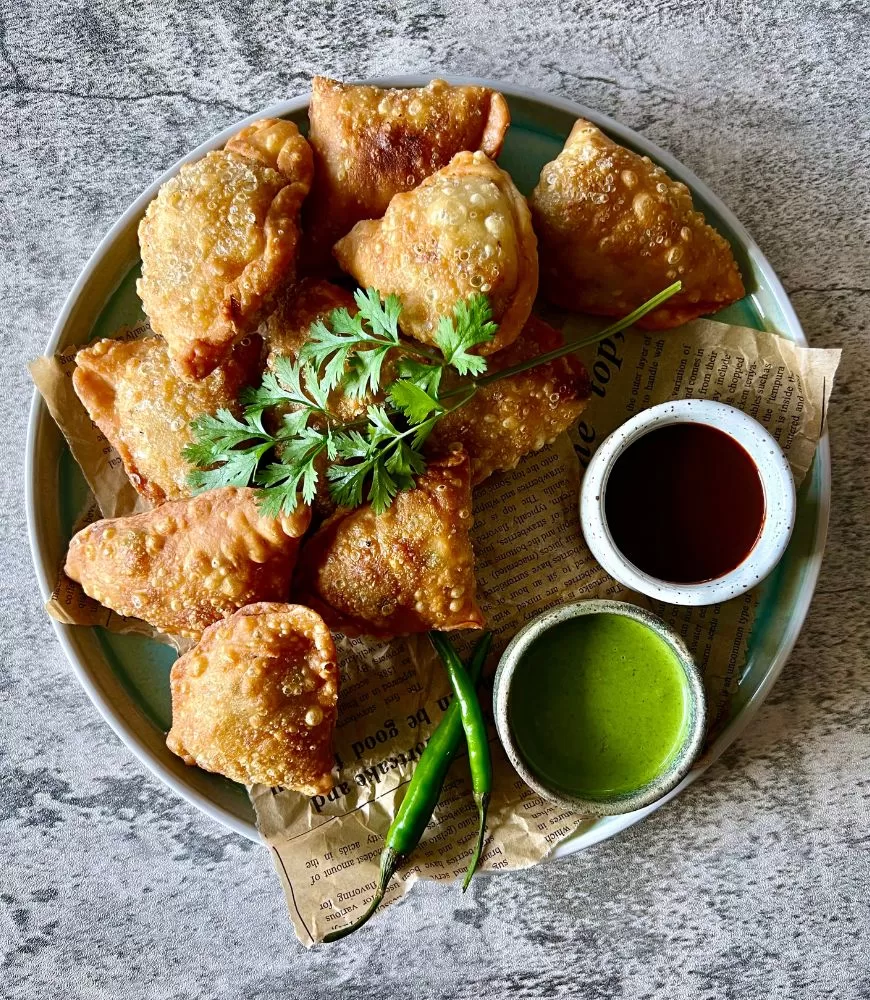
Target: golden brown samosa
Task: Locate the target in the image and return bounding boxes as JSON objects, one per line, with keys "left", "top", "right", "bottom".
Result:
{"left": 304, "top": 77, "right": 511, "bottom": 267}
{"left": 529, "top": 119, "right": 744, "bottom": 329}
{"left": 427, "top": 316, "right": 591, "bottom": 484}
{"left": 262, "top": 278, "right": 358, "bottom": 377}
{"left": 138, "top": 118, "right": 313, "bottom": 380}
{"left": 262, "top": 279, "right": 398, "bottom": 520}
{"left": 167, "top": 603, "right": 339, "bottom": 793}
{"left": 262, "top": 278, "right": 397, "bottom": 420}
{"left": 72, "top": 334, "right": 263, "bottom": 504}
{"left": 64, "top": 487, "right": 310, "bottom": 638}
{"left": 334, "top": 151, "right": 537, "bottom": 355}
{"left": 295, "top": 450, "right": 484, "bottom": 637}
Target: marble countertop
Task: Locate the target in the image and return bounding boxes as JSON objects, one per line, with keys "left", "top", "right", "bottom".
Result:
{"left": 4, "top": 2, "right": 868, "bottom": 996}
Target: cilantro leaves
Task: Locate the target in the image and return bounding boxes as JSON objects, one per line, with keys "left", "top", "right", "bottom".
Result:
{"left": 184, "top": 282, "right": 683, "bottom": 515}
{"left": 184, "top": 289, "right": 497, "bottom": 515}
{"left": 434, "top": 295, "right": 498, "bottom": 375}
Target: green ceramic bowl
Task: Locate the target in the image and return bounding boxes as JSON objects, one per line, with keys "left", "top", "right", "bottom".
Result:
{"left": 26, "top": 77, "right": 830, "bottom": 848}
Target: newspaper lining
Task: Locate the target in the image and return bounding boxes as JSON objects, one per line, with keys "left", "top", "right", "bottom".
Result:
{"left": 31, "top": 314, "right": 840, "bottom": 944}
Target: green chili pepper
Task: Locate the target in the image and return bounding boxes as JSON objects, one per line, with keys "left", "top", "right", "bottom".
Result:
{"left": 323, "top": 631, "right": 493, "bottom": 942}
{"left": 429, "top": 630, "right": 493, "bottom": 891}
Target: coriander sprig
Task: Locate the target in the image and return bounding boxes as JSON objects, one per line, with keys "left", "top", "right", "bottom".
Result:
{"left": 301, "top": 287, "right": 497, "bottom": 401}
{"left": 240, "top": 355, "right": 331, "bottom": 423}
{"left": 327, "top": 388, "right": 476, "bottom": 511}
{"left": 302, "top": 290, "right": 404, "bottom": 398}
{"left": 432, "top": 294, "right": 497, "bottom": 376}
{"left": 185, "top": 282, "right": 681, "bottom": 515}
{"left": 183, "top": 407, "right": 321, "bottom": 503}
{"left": 327, "top": 407, "right": 427, "bottom": 511}
{"left": 184, "top": 292, "right": 494, "bottom": 514}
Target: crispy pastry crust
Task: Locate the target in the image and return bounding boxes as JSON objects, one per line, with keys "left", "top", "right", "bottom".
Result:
{"left": 64, "top": 487, "right": 311, "bottom": 639}
{"left": 262, "top": 279, "right": 364, "bottom": 416}
{"left": 167, "top": 603, "right": 339, "bottom": 793}
{"left": 334, "top": 151, "right": 538, "bottom": 355}
{"left": 137, "top": 118, "right": 313, "bottom": 380}
{"left": 428, "top": 316, "right": 591, "bottom": 483}
{"left": 294, "top": 450, "right": 484, "bottom": 637}
{"left": 262, "top": 277, "right": 398, "bottom": 422}
{"left": 261, "top": 279, "right": 395, "bottom": 520}
{"left": 72, "top": 334, "right": 263, "bottom": 504}
{"left": 529, "top": 119, "right": 744, "bottom": 329}
{"left": 262, "top": 278, "right": 358, "bottom": 367}
{"left": 303, "top": 77, "right": 511, "bottom": 268}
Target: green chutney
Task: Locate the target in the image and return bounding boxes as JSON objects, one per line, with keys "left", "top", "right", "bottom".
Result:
{"left": 508, "top": 613, "right": 690, "bottom": 799}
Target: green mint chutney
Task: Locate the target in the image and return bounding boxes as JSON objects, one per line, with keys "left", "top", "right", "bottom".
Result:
{"left": 508, "top": 613, "right": 690, "bottom": 799}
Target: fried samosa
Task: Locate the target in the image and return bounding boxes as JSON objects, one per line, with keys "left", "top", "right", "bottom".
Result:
{"left": 138, "top": 118, "right": 313, "bottom": 380}
{"left": 295, "top": 450, "right": 484, "bottom": 637}
{"left": 334, "top": 151, "right": 538, "bottom": 356}
{"left": 263, "top": 279, "right": 397, "bottom": 519}
{"left": 263, "top": 278, "right": 357, "bottom": 375}
{"left": 428, "top": 316, "right": 591, "bottom": 483}
{"left": 263, "top": 278, "right": 398, "bottom": 419}
{"left": 167, "top": 603, "right": 339, "bottom": 793}
{"left": 304, "top": 77, "right": 511, "bottom": 268}
{"left": 529, "top": 119, "right": 744, "bottom": 329}
{"left": 64, "top": 487, "right": 310, "bottom": 638}
{"left": 72, "top": 334, "right": 263, "bottom": 504}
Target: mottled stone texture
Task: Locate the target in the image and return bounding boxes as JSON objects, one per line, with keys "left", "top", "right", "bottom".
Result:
{"left": 3, "top": 1, "right": 868, "bottom": 997}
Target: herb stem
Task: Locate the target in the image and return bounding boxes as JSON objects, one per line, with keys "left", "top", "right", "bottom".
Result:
{"left": 190, "top": 282, "right": 681, "bottom": 513}
{"left": 399, "top": 342, "right": 444, "bottom": 363}
{"left": 354, "top": 331, "right": 444, "bottom": 364}
{"left": 440, "top": 281, "right": 682, "bottom": 401}
{"left": 340, "top": 384, "right": 477, "bottom": 435}
{"left": 442, "top": 386, "right": 478, "bottom": 415}
{"left": 388, "top": 388, "right": 476, "bottom": 449}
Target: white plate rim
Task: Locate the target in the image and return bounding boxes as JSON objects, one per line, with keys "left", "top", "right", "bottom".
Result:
{"left": 25, "top": 76, "right": 831, "bottom": 851}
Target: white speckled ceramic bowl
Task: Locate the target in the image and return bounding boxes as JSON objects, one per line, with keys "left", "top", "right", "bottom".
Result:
{"left": 579, "top": 400, "right": 796, "bottom": 606}
{"left": 493, "top": 600, "right": 707, "bottom": 815}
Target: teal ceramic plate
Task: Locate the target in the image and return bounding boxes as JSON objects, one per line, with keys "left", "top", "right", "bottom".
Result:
{"left": 26, "top": 78, "right": 830, "bottom": 847}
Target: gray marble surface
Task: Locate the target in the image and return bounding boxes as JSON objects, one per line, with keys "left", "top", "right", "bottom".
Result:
{"left": 3, "top": 2, "right": 868, "bottom": 997}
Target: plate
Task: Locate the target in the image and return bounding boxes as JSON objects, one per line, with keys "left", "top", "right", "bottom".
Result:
{"left": 26, "top": 77, "right": 830, "bottom": 849}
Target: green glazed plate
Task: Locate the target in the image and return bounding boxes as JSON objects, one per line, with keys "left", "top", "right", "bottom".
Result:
{"left": 26, "top": 78, "right": 830, "bottom": 849}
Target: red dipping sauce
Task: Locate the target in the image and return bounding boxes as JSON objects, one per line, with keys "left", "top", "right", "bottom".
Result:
{"left": 604, "top": 423, "right": 766, "bottom": 584}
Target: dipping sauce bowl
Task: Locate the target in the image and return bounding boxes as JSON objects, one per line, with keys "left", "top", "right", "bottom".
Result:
{"left": 493, "top": 600, "right": 707, "bottom": 815}
{"left": 580, "top": 400, "right": 796, "bottom": 606}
